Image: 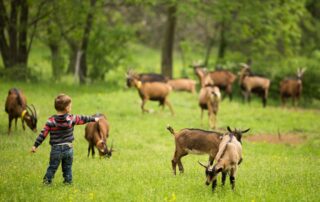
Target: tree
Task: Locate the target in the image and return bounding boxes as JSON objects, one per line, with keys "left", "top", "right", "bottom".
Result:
{"left": 0, "top": 0, "right": 49, "bottom": 72}
{"left": 161, "top": 2, "right": 177, "bottom": 78}
{"left": 78, "top": 0, "right": 97, "bottom": 84}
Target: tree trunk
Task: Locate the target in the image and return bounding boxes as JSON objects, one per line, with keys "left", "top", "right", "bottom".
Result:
{"left": 78, "top": 0, "right": 97, "bottom": 84}
{"left": 66, "top": 40, "right": 78, "bottom": 74}
{"left": 49, "top": 43, "right": 63, "bottom": 80}
{"left": 161, "top": 3, "right": 177, "bottom": 79}
{"left": 217, "top": 20, "right": 227, "bottom": 62}
{"left": 0, "top": 0, "right": 29, "bottom": 69}
{"left": 204, "top": 37, "right": 214, "bottom": 67}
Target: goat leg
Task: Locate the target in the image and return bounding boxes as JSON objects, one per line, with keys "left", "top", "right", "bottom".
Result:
{"left": 230, "top": 175, "right": 235, "bottom": 190}
{"left": 141, "top": 99, "right": 149, "bottom": 113}
{"left": 87, "top": 145, "right": 91, "bottom": 157}
{"left": 91, "top": 145, "right": 95, "bottom": 158}
{"left": 177, "top": 159, "right": 184, "bottom": 174}
{"left": 15, "top": 118, "right": 18, "bottom": 129}
{"left": 171, "top": 159, "right": 177, "bottom": 175}
{"left": 212, "top": 179, "right": 217, "bottom": 191}
{"left": 221, "top": 172, "right": 227, "bottom": 186}
{"left": 165, "top": 100, "right": 174, "bottom": 116}
{"left": 8, "top": 116, "right": 13, "bottom": 135}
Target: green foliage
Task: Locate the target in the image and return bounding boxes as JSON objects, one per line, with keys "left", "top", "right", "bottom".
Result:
{"left": 88, "top": 10, "right": 135, "bottom": 81}
{"left": 0, "top": 82, "right": 319, "bottom": 201}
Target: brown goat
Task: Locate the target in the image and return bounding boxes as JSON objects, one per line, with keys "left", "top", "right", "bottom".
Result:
{"left": 193, "top": 65, "right": 236, "bottom": 100}
{"left": 166, "top": 125, "right": 223, "bottom": 175}
{"left": 199, "top": 127, "right": 249, "bottom": 191}
{"left": 126, "top": 70, "right": 168, "bottom": 88}
{"left": 198, "top": 86, "right": 221, "bottom": 129}
{"left": 5, "top": 88, "right": 37, "bottom": 134}
{"left": 239, "top": 64, "right": 270, "bottom": 107}
{"left": 280, "top": 68, "right": 306, "bottom": 107}
{"left": 127, "top": 73, "right": 174, "bottom": 115}
{"left": 168, "top": 78, "right": 196, "bottom": 93}
{"left": 85, "top": 114, "right": 113, "bottom": 158}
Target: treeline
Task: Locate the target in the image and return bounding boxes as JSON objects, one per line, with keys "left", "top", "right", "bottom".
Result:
{"left": 0, "top": 0, "right": 319, "bottom": 99}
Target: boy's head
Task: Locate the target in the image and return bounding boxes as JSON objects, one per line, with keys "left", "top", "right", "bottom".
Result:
{"left": 54, "top": 94, "right": 72, "bottom": 113}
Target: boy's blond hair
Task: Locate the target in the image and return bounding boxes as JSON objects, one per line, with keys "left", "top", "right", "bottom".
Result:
{"left": 54, "top": 94, "right": 72, "bottom": 111}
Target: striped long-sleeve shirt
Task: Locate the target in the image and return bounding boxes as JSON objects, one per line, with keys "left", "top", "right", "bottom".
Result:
{"left": 34, "top": 114, "right": 96, "bottom": 147}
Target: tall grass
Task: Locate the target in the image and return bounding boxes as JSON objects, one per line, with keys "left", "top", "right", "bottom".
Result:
{"left": 0, "top": 81, "right": 319, "bottom": 201}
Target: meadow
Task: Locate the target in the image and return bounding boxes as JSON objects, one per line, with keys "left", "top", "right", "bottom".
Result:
{"left": 0, "top": 80, "right": 319, "bottom": 202}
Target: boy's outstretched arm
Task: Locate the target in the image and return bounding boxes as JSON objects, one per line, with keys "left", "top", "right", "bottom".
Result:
{"left": 72, "top": 115, "right": 99, "bottom": 125}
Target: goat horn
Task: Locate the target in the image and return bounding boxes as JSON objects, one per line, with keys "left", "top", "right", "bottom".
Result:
{"left": 241, "top": 128, "right": 250, "bottom": 133}
{"left": 198, "top": 161, "right": 208, "bottom": 168}
{"left": 31, "top": 104, "right": 37, "bottom": 120}
{"left": 227, "top": 126, "right": 232, "bottom": 133}
{"left": 26, "top": 105, "right": 34, "bottom": 118}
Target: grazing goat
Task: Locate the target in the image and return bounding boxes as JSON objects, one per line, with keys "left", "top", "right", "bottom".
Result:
{"left": 127, "top": 73, "right": 174, "bottom": 115}
{"left": 126, "top": 70, "right": 168, "bottom": 88}
{"left": 239, "top": 64, "right": 270, "bottom": 107}
{"left": 199, "top": 127, "right": 250, "bottom": 191}
{"left": 85, "top": 114, "right": 113, "bottom": 158}
{"left": 198, "top": 85, "right": 221, "bottom": 129}
{"left": 166, "top": 125, "right": 223, "bottom": 175}
{"left": 5, "top": 88, "right": 37, "bottom": 134}
{"left": 193, "top": 65, "right": 236, "bottom": 100}
{"left": 280, "top": 68, "right": 306, "bottom": 107}
{"left": 167, "top": 78, "right": 196, "bottom": 93}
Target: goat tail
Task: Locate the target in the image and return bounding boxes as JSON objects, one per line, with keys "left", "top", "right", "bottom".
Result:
{"left": 166, "top": 125, "right": 175, "bottom": 135}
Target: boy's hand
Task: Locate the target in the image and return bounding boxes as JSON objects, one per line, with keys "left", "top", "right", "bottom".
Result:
{"left": 31, "top": 146, "right": 37, "bottom": 153}
{"left": 95, "top": 117, "right": 100, "bottom": 122}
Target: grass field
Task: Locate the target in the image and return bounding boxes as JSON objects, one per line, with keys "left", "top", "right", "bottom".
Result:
{"left": 0, "top": 81, "right": 319, "bottom": 202}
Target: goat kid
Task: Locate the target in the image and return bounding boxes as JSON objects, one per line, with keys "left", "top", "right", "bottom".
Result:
{"left": 127, "top": 73, "right": 174, "bottom": 115}
{"left": 280, "top": 68, "right": 306, "bottom": 107}
{"left": 199, "top": 86, "right": 221, "bottom": 129}
{"left": 239, "top": 64, "right": 270, "bottom": 107}
{"left": 168, "top": 78, "right": 196, "bottom": 94}
{"left": 5, "top": 88, "right": 37, "bottom": 134}
{"left": 166, "top": 125, "right": 223, "bottom": 175}
{"left": 199, "top": 127, "right": 249, "bottom": 191}
{"left": 85, "top": 114, "right": 113, "bottom": 158}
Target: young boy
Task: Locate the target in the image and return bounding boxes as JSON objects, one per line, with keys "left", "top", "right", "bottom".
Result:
{"left": 31, "top": 93, "right": 99, "bottom": 185}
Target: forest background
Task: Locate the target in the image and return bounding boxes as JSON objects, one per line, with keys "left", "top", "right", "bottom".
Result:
{"left": 0, "top": 0, "right": 319, "bottom": 104}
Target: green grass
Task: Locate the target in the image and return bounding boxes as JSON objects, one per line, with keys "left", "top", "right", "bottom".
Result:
{"left": 0, "top": 81, "right": 319, "bottom": 202}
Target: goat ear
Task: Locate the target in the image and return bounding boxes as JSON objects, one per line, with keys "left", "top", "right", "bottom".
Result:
{"left": 241, "top": 128, "right": 250, "bottom": 133}
{"left": 227, "top": 126, "right": 232, "bottom": 133}
{"left": 198, "top": 161, "right": 208, "bottom": 169}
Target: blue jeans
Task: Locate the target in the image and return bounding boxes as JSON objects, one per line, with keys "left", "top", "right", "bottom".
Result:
{"left": 43, "top": 144, "right": 73, "bottom": 184}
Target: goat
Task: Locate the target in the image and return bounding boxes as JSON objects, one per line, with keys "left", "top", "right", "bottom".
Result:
{"left": 199, "top": 127, "right": 250, "bottom": 191}
{"left": 85, "top": 114, "right": 113, "bottom": 158}
{"left": 193, "top": 65, "right": 236, "bottom": 100}
{"left": 126, "top": 73, "right": 174, "bottom": 115}
{"left": 167, "top": 78, "right": 196, "bottom": 93}
{"left": 193, "top": 65, "right": 213, "bottom": 87}
{"left": 166, "top": 125, "right": 223, "bottom": 175}
{"left": 126, "top": 70, "right": 168, "bottom": 88}
{"left": 280, "top": 68, "right": 306, "bottom": 107}
{"left": 198, "top": 85, "right": 221, "bottom": 129}
{"left": 5, "top": 88, "right": 37, "bottom": 134}
{"left": 239, "top": 64, "right": 270, "bottom": 107}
